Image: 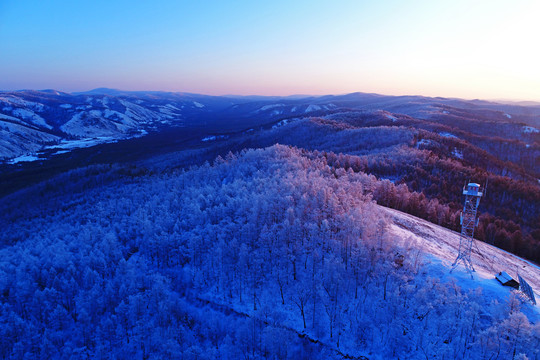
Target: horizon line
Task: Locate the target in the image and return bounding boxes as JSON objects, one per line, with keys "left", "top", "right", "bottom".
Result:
{"left": 1, "top": 87, "right": 539, "bottom": 105}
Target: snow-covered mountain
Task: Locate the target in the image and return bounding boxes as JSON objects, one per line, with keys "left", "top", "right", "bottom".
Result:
{"left": 0, "top": 89, "right": 249, "bottom": 162}
{"left": 0, "top": 90, "right": 206, "bottom": 162}
{"left": 2, "top": 89, "right": 538, "bottom": 164}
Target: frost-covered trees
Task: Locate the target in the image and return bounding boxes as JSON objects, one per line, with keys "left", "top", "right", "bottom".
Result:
{"left": 0, "top": 144, "right": 538, "bottom": 359}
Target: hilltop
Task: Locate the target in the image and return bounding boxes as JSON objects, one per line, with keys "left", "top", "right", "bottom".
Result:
{"left": 0, "top": 145, "right": 539, "bottom": 359}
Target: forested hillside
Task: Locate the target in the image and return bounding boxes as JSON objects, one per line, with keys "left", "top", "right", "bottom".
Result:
{"left": 2, "top": 93, "right": 538, "bottom": 269}
{"left": 1, "top": 145, "right": 538, "bottom": 359}
{"left": 175, "top": 114, "right": 539, "bottom": 264}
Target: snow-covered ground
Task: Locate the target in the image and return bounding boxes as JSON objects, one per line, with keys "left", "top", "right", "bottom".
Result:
{"left": 192, "top": 101, "right": 205, "bottom": 108}
{"left": 383, "top": 207, "right": 540, "bottom": 319}
{"left": 259, "top": 104, "right": 285, "bottom": 111}
{"left": 416, "top": 139, "right": 431, "bottom": 148}
{"left": 451, "top": 148, "right": 464, "bottom": 159}
{"left": 384, "top": 113, "right": 397, "bottom": 122}
{"left": 440, "top": 132, "right": 458, "bottom": 138}
{"left": 272, "top": 120, "right": 287, "bottom": 129}
{"left": 7, "top": 154, "right": 41, "bottom": 164}
{"left": 45, "top": 137, "right": 118, "bottom": 151}
{"left": 12, "top": 108, "right": 52, "bottom": 129}
{"left": 305, "top": 104, "right": 322, "bottom": 112}
{"left": 523, "top": 126, "right": 539, "bottom": 134}
{"left": 201, "top": 134, "right": 229, "bottom": 142}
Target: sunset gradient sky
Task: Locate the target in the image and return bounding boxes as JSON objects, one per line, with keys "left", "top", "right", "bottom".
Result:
{"left": 0, "top": 0, "right": 539, "bottom": 100}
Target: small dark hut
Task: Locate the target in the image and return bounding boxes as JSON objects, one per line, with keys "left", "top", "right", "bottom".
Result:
{"left": 495, "top": 271, "right": 519, "bottom": 289}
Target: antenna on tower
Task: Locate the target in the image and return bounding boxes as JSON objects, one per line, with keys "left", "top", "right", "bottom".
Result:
{"left": 451, "top": 181, "right": 484, "bottom": 278}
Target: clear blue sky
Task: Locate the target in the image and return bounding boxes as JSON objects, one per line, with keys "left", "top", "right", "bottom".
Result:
{"left": 0, "top": 0, "right": 538, "bottom": 100}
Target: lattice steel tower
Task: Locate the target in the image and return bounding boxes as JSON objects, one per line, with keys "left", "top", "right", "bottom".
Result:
{"left": 451, "top": 182, "right": 484, "bottom": 278}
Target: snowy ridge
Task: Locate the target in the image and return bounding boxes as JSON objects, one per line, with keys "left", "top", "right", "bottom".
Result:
{"left": 305, "top": 104, "right": 322, "bottom": 112}
{"left": 384, "top": 206, "right": 540, "bottom": 317}
{"left": 1, "top": 89, "right": 539, "bottom": 165}
{"left": 259, "top": 104, "right": 285, "bottom": 111}
{"left": 12, "top": 108, "right": 51, "bottom": 129}
{"left": 0, "top": 95, "right": 45, "bottom": 111}
{"left": 0, "top": 113, "right": 26, "bottom": 124}
{"left": 0, "top": 92, "right": 194, "bottom": 161}
{"left": 0, "top": 120, "right": 60, "bottom": 159}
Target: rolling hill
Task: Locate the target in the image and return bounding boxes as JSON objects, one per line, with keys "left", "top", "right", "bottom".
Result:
{"left": 0, "top": 144, "right": 538, "bottom": 359}
{"left": 1, "top": 89, "right": 538, "bottom": 175}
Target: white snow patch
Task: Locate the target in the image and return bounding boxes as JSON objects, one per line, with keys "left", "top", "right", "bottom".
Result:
{"left": 0, "top": 121, "right": 60, "bottom": 159}
{"left": 120, "top": 100, "right": 161, "bottom": 123}
{"left": 504, "top": 113, "right": 512, "bottom": 119}
{"left": 0, "top": 113, "right": 22, "bottom": 122}
{"left": 440, "top": 132, "right": 458, "bottom": 139}
{"left": 416, "top": 139, "right": 431, "bottom": 148}
{"left": 12, "top": 108, "right": 52, "bottom": 129}
{"left": 45, "top": 137, "right": 117, "bottom": 151}
{"left": 0, "top": 121, "right": 59, "bottom": 141}
{"left": 89, "top": 110, "right": 102, "bottom": 117}
{"left": 158, "top": 104, "right": 182, "bottom": 116}
{"left": 201, "top": 134, "right": 228, "bottom": 142}
{"left": 272, "top": 119, "right": 290, "bottom": 129}
{"left": 452, "top": 148, "right": 463, "bottom": 159}
{"left": 523, "top": 126, "right": 539, "bottom": 134}
{"left": 305, "top": 104, "right": 321, "bottom": 113}
{"left": 291, "top": 107, "right": 297, "bottom": 112}
{"left": 103, "top": 109, "right": 116, "bottom": 118}
{"left": 52, "top": 150, "right": 70, "bottom": 155}
{"left": 385, "top": 113, "right": 397, "bottom": 122}
{"left": 8, "top": 154, "right": 40, "bottom": 164}
{"left": 60, "top": 104, "right": 72, "bottom": 109}
{"left": 260, "top": 104, "right": 285, "bottom": 111}
{"left": 442, "top": 110, "right": 450, "bottom": 115}
{"left": 193, "top": 101, "right": 205, "bottom": 108}
{"left": 0, "top": 96, "right": 44, "bottom": 111}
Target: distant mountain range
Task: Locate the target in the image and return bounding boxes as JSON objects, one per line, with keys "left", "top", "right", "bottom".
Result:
{"left": 1, "top": 88, "right": 539, "bottom": 165}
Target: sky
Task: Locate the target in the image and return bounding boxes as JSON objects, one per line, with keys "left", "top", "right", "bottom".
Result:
{"left": 0, "top": 0, "right": 539, "bottom": 100}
